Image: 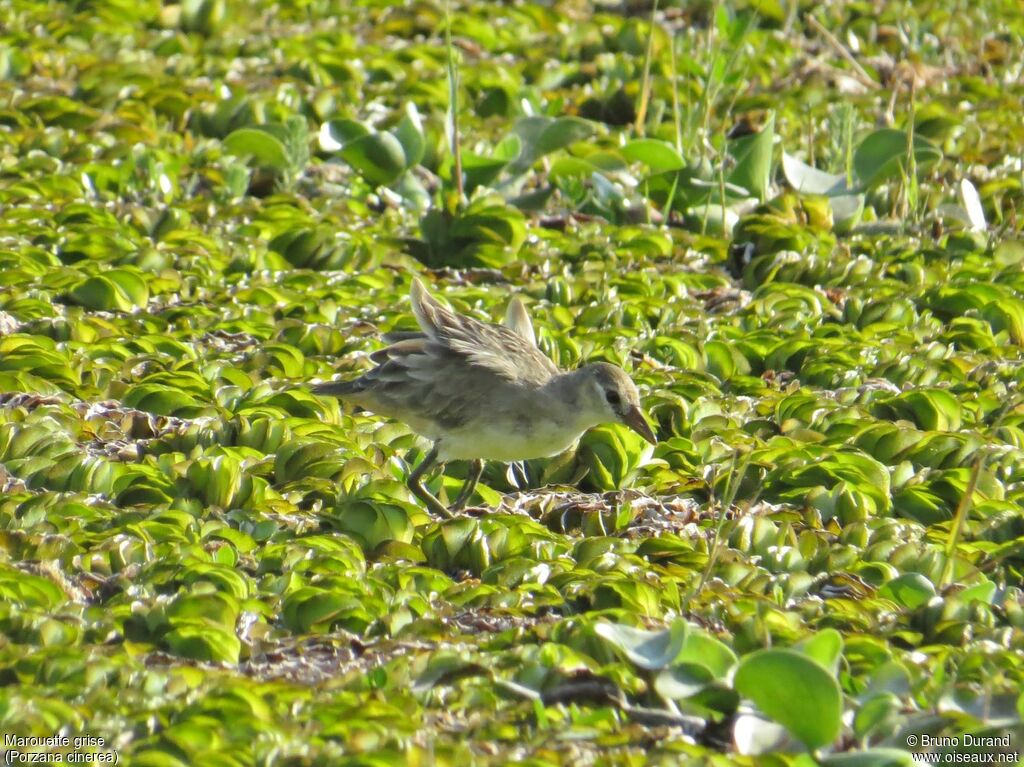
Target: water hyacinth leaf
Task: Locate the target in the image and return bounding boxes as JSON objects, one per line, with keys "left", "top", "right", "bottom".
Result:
{"left": 829, "top": 193, "right": 865, "bottom": 232}
{"left": 957, "top": 579, "right": 996, "bottom": 605}
{"left": 687, "top": 202, "right": 741, "bottom": 235}
{"left": 734, "top": 649, "right": 842, "bottom": 751}
{"left": 163, "top": 623, "right": 241, "bottom": 664}
{"left": 0, "top": 342, "right": 78, "bottom": 388}
{"left": 223, "top": 128, "right": 290, "bottom": 171}
{"left": 675, "top": 630, "right": 738, "bottom": 679}
{"left": 887, "top": 390, "right": 962, "bottom": 432}
{"left": 578, "top": 425, "right": 649, "bottom": 491}
{"left": 71, "top": 272, "right": 148, "bottom": 311}
{"left": 339, "top": 132, "right": 407, "bottom": 186}
{"left": 123, "top": 383, "right": 203, "bottom": 416}
{"left": 0, "top": 567, "right": 67, "bottom": 608}
{"left": 107, "top": 268, "right": 150, "bottom": 305}
{"left": 853, "top": 692, "right": 902, "bottom": 740}
{"left": 391, "top": 171, "right": 431, "bottom": 209}
{"left": 852, "top": 129, "right": 941, "bottom": 188}
{"left": 775, "top": 450, "right": 891, "bottom": 513}
{"left": 994, "top": 240, "right": 1024, "bottom": 266}
{"left": 413, "top": 652, "right": 489, "bottom": 696}
{"left": 980, "top": 298, "right": 1024, "bottom": 344}
{"left": 781, "top": 152, "right": 850, "bottom": 196}
{"left": 959, "top": 178, "right": 986, "bottom": 231}
{"left": 654, "top": 664, "right": 715, "bottom": 700}
{"left": 532, "top": 116, "right": 595, "bottom": 156}
{"left": 334, "top": 502, "right": 415, "bottom": 548}
{"left": 620, "top": 138, "right": 684, "bottom": 173}
{"left": 878, "top": 573, "right": 935, "bottom": 609}
{"left": 281, "top": 587, "right": 372, "bottom": 634}
{"left": 732, "top": 713, "right": 791, "bottom": 756}
{"left": 274, "top": 440, "right": 340, "bottom": 484}
{"left": 319, "top": 118, "right": 371, "bottom": 151}
{"left": 548, "top": 156, "right": 599, "bottom": 182}
{"left": 421, "top": 517, "right": 481, "bottom": 570}
{"left": 182, "top": 562, "right": 252, "bottom": 599}
{"left": 462, "top": 151, "right": 512, "bottom": 192}
{"left": 797, "top": 629, "right": 843, "bottom": 674}
{"left": 165, "top": 592, "right": 241, "bottom": 628}
{"left": 392, "top": 102, "right": 426, "bottom": 168}
{"left": 728, "top": 112, "right": 775, "bottom": 202}
{"left": 705, "top": 339, "right": 751, "bottom": 381}
{"left": 186, "top": 455, "right": 245, "bottom": 508}
{"left": 509, "top": 115, "right": 594, "bottom": 173}
{"left": 594, "top": 619, "right": 689, "bottom": 670}
{"left": 447, "top": 202, "right": 526, "bottom": 248}
{"left": 179, "top": 0, "right": 226, "bottom": 34}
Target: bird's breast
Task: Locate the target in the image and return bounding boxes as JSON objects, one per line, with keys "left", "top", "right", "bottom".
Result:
{"left": 436, "top": 416, "right": 586, "bottom": 462}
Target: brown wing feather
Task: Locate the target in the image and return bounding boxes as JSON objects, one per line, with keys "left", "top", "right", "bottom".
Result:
{"left": 338, "top": 336, "right": 508, "bottom": 430}
{"left": 314, "top": 279, "right": 559, "bottom": 435}
{"left": 409, "top": 278, "right": 557, "bottom": 385}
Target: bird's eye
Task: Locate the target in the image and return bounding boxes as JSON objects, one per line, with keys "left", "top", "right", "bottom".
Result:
{"left": 605, "top": 390, "right": 621, "bottom": 407}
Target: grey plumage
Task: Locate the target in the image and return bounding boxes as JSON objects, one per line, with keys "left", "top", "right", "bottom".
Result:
{"left": 313, "top": 278, "right": 657, "bottom": 516}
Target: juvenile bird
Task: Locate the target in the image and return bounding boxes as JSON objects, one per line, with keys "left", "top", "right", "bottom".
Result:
{"left": 312, "top": 278, "right": 657, "bottom": 517}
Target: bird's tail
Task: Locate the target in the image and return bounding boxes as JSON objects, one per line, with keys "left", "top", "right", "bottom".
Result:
{"left": 311, "top": 379, "right": 362, "bottom": 397}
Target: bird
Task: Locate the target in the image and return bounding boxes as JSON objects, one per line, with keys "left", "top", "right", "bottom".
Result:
{"left": 312, "top": 278, "right": 657, "bottom": 518}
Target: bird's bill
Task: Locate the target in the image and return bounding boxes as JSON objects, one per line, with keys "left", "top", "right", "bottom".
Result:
{"left": 622, "top": 406, "right": 658, "bottom": 446}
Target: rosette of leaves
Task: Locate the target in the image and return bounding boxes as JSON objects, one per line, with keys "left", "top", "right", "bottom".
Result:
{"left": 780, "top": 127, "right": 943, "bottom": 234}
{"left": 223, "top": 115, "right": 310, "bottom": 192}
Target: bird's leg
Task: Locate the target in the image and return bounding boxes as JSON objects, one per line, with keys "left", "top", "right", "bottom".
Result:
{"left": 407, "top": 445, "right": 452, "bottom": 518}
{"left": 452, "top": 459, "right": 484, "bottom": 511}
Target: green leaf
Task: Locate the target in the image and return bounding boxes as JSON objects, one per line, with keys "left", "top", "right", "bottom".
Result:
{"left": 728, "top": 112, "right": 775, "bottom": 201}
{"left": 674, "top": 630, "right": 738, "bottom": 679}
{"left": 782, "top": 151, "right": 850, "bottom": 195}
{"left": 0, "top": 567, "right": 66, "bottom": 608}
{"left": 853, "top": 129, "right": 942, "bottom": 188}
{"left": 70, "top": 270, "right": 149, "bottom": 311}
{"left": 548, "top": 156, "right": 599, "bottom": 182}
{"left": 879, "top": 573, "right": 936, "bottom": 609}
{"left": 654, "top": 664, "right": 716, "bottom": 700}
{"left": 340, "top": 132, "right": 407, "bottom": 186}
{"left": 829, "top": 193, "right": 865, "bottom": 232}
{"left": 578, "top": 424, "right": 652, "bottom": 491}
{"left": 888, "top": 389, "right": 962, "bottom": 431}
{"left": 957, "top": 579, "right": 996, "bottom": 605}
{"left": 509, "top": 115, "right": 594, "bottom": 173}
{"left": 620, "top": 139, "right": 684, "bottom": 173}
{"left": 734, "top": 649, "right": 842, "bottom": 750}
{"left": 533, "top": 116, "right": 594, "bottom": 157}
{"left": 223, "top": 128, "right": 290, "bottom": 171}
{"left": 180, "top": 0, "right": 225, "bottom": 34}
{"left": 334, "top": 502, "right": 415, "bottom": 548}
{"left": 319, "top": 118, "right": 370, "bottom": 151}
{"left": 594, "top": 620, "right": 689, "bottom": 670}
{"left": 164, "top": 622, "right": 241, "bottom": 663}
{"left": 462, "top": 151, "right": 511, "bottom": 193}
{"left": 165, "top": 592, "right": 240, "bottom": 628}
{"left": 392, "top": 102, "right": 425, "bottom": 168}
{"left": 981, "top": 298, "right": 1024, "bottom": 345}
{"left": 797, "top": 629, "right": 843, "bottom": 673}
{"left": 123, "top": 383, "right": 202, "bottom": 416}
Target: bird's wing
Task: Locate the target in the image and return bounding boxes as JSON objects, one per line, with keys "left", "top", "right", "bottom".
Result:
{"left": 315, "top": 281, "right": 560, "bottom": 433}
{"left": 408, "top": 278, "right": 558, "bottom": 386}
{"left": 356, "top": 335, "right": 508, "bottom": 430}
{"left": 503, "top": 296, "right": 536, "bottom": 346}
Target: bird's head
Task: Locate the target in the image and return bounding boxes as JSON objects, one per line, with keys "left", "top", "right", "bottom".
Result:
{"left": 577, "top": 362, "right": 657, "bottom": 445}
